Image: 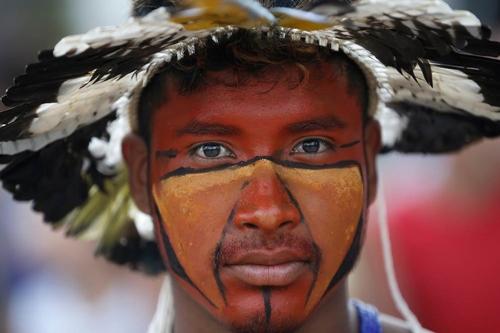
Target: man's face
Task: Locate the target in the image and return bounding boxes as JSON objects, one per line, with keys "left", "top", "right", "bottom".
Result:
{"left": 146, "top": 62, "right": 376, "bottom": 332}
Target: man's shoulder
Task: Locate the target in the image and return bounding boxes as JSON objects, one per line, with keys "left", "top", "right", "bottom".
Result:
{"left": 380, "top": 314, "right": 434, "bottom": 333}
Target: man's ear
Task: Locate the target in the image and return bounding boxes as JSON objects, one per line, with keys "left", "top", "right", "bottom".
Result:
{"left": 122, "top": 133, "right": 151, "bottom": 214}
{"left": 364, "top": 118, "right": 381, "bottom": 205}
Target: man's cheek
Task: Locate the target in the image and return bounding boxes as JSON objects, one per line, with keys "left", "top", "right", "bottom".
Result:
{"left": 276, "top": 165, "right": 364, "bottom": 312}
{"left": 152, "top": 173, "right": 246, "bottom": 308}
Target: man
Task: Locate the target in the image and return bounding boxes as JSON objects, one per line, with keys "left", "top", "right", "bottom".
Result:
{"left": 124, "top": 35, "right": 383, "bottom": 332}
{"left": 1, "top": 0, "right": 499, "bottom": 332}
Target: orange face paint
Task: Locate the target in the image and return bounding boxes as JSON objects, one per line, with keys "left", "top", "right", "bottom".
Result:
{"left": 147, "top": 61, "right": 371, "bottom": 331}
{"left": 153, "top": 158, "right": 364, "bottom": 330}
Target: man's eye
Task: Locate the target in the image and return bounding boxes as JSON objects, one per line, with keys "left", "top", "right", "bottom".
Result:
{"left": 192, "top": 143, "right": 234, "bottom": 159}
{"left": 291, "top": 138, "right": 333, "bottom": 154}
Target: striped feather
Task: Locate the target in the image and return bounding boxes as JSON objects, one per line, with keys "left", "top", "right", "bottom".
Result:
{"left": 0, "top": 9, "right": 185, "bottom": 154}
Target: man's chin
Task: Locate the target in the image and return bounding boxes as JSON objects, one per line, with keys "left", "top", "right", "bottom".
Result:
{"left": 217, "top": 288, "right": 313, "bottom": 333}
{"left": 227, "top": 313, "right": 300, "bottom": 333}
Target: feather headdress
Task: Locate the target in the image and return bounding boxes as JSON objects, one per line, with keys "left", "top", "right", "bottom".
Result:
{"left": 1, "top": 0, "right": 499, "bottom": 273}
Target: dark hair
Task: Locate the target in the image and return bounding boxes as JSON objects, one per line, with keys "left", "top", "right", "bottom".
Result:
{"left": 137, "top": 30, "right": 369, "bottom": 142}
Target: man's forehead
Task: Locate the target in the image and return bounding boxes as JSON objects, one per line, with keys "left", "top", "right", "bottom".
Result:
{"left": 156, "top": 61, "right": 361, "bottom": 126}
{"left": 148, "top": 65, "right": 363, "bottom": 146}
{"left": 161, "top": 62, "right": 361, "bottom": 111}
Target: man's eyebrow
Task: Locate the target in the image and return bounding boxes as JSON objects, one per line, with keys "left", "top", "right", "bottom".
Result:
{"left": 176, "top": 121, "right": 241, "bottom": 137}
{"left": 286, "top": 116, "right": 346, "bottom": 133}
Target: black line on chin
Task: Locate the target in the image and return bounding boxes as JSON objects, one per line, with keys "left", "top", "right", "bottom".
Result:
{"left": 263, "top": 287, "right": 272, "bottom": 325}
{"left": 213, "top": 208, "right": 237, "bottom": 305}
{"left": 154, "top": 205, "right": 217, "bottom": 308}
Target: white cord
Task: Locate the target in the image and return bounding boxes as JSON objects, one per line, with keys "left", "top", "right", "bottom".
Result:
{"left": 377, "top": 163, "right": 424, "bottom": 333}
{"left": 148, "top": 275, "right": 174, "bottom": 333}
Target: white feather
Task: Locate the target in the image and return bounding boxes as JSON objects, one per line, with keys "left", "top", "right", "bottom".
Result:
{"left": 56, "top": 76, "right": 93, "bottom": 100}
{"left": 0, "top": 128, "right": 75, "bottom": 155}
{"left": 88, "top": 95, "right": 131, "bottom": 175}
{"left": 29, "top": 75, "right": 138, "bottom": 136}
{"left": 0, "top": 74, "right": 140, "bottom": 155}
{"left": 351, "top": 0, "right": 481, "bottom": 32}
{"left": 388, "top": 66, "right": 500, "bottom": 121}
{"left": 376, "top": 106, "right": 409, "bottom": 147}
{"left": 31, "top": 103, "right": 60, "bottom": 132}
{"left": 130, "top": 206, "right": 155, "bottom": 241}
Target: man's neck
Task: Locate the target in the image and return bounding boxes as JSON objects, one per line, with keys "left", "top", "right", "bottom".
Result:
{"left": 171, "top": 279, "right": 357, "bottom": 333}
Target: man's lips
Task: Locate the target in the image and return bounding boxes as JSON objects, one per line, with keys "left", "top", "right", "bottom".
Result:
{"left": 222, "top": 249, "right": 312, "bottom": 286}
{"left": 224, "top": 248, "right": 311, "bottom": 266}
{"left": 225, "top": 262, "right": 308, "bottom": 286}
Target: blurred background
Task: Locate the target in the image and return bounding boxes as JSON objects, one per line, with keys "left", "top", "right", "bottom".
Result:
{"left": 0, "top": 1, "right": 499, "bottom": 332}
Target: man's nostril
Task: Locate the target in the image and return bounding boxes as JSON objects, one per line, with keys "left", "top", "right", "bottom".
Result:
{"left": 279, "top": 220, "right": 294, "bottom": 229}
{"left": 242, "top": 222, "right": 259, "bottom": 229}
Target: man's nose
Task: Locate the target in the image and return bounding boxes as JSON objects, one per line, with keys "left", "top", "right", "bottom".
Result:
{"left": 232, "top": 168, "right": 301, "bottom": 233}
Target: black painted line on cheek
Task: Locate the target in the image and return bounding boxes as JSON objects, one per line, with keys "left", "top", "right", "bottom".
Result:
{"left": 324, "top": 216, "right": 364, "bottom": 294}
{"left": 325, "top": 117, "right": 368, "bottom": 294}
{"left": 213, "top": 210, "right": 234, "bottom": 304}
{"left": 326, "top": 163, "right": 365, "bottom": 292}
{"left": 305, "top": 243, "right": 322, "bottom": 306}
{"left": 213, "top": 207, "right": 237, "bottom": 305}
{"left": 278, "top": 177, "right": 322, "bottom": 307}
{"left": 361, "top": 114, "right": 370, "bottom": 205}
{"left": 263, "top": 287, "right": 272, "bottom": 325}
{"left": 278, "top": 176, "right": 305, "bottom": 226}
{"left": 154, "top": 205, "right": 217, "bottom": 308}
{"left": 213, "top": 244, "right": 226, "bottom": 304}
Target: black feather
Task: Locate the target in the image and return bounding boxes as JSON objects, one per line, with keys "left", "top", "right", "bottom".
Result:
{"left": 132, "top": 0, "right": 179, "bottom": 16}
{"left": 0, "top": 112, "right": 116, "bottom": 223}
{"left": 103, "top": 224, "right": 165, "bottom": 275}
{"left": 0, "top": 32, "right": 184, "bottom": 144}
{"left": 346, "top": 12, "right": 500, "bottom": 111}
{"left": 385, "top": 102, "right": 500, "bottom": 153}
{"left": 1, "top": 119, "right": 166, "bottom": 274}
{"left": 409, "top": 19, "right": 452, "bottom": 56}
{"left": 432, "top": 50, "right": 500, "bottom": 107}
{"left": 418, "top": 58, "right": 433, "bottom": 87}
{"left": 3, "top": 80, "right": 62, "bottom": 107}
{"left": 0, "top": 103, "right": 39, "bottom": 141}
{"left": 462, "top": 38, "right": 500, "bottom": 58}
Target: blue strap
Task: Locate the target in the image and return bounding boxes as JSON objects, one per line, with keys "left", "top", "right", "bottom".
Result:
{"left": 352, "top": 300, "right": 382, "bottom": 333}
